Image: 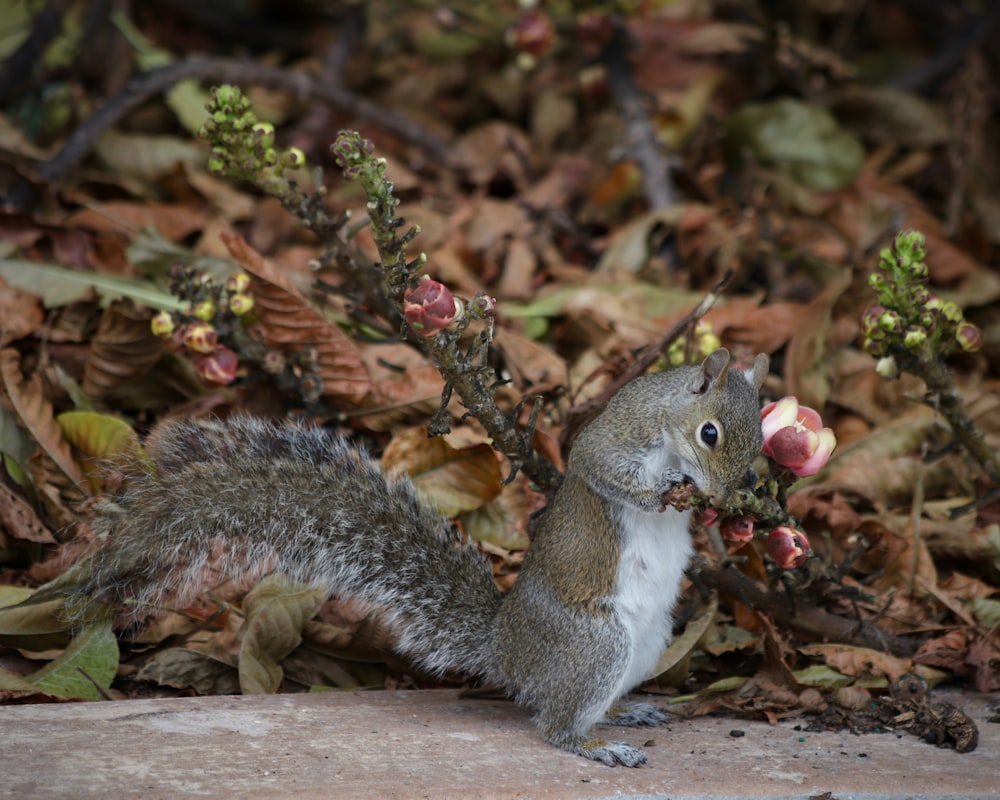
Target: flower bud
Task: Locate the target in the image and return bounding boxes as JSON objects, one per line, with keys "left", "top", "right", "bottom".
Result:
{"left": 861, "top": 304, "right": 885, "bottom": 333}
{"left": 150, "top": 310, "right": 175, "bottom": 339}
{"left": 941, "top": 302, "right": 963, "bottom": 323}
{"left": 403, "top": 278, "right": 464, "bottom": 335}
{"left": 193, "top": 300, "right": 216, "bottom": 321}
{"left": 182, "top": 321, "right": 218, "bottom": 354}
{"left": 767, "top": 526, "right": 810, "bottom": 569}
{"left": 507, "top": 10, "right": 555, "bottom": 57}
{"left": 720, "top": 515, "right": 755, "bottom": 545}
{"left": 226, "top": 272, "right": 251, "bottom": 293}
{"left": 261, "top": 350, "right": 287, "bottom": 374}
{"left": 956, "top": 323, "right": 983, "bottom": 352}
{"left": 875, "top": 356, "right": 899, "bottom": 379}
{"left": 760, "top": 397, "right": 837, "bottom": 477}
{"left": 193, "top": 345, "right": 238, "bottom": 385}
{"left": 903, "top": 327, "right": 927, "bottom": 349}
{"left": 879, "top": 311, "right": 901, "bottom": 333}
{"left": 229, "top": 293, "right": 255, "bottom": 316}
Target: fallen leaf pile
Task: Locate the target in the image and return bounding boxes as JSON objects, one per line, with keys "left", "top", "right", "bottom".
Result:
{"left": 0, "top": 2, "right": 997, "bottom": 750}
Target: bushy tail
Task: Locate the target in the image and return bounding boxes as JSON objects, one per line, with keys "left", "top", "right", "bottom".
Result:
{"left": 76, "top": 417, "right": 502, "bottom": 679}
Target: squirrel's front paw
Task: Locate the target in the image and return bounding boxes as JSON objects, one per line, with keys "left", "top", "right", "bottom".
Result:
{"left": 659, "top": 480, "right": 696, "bottom": 512}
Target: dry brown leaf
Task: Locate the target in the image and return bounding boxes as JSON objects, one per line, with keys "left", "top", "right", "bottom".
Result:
{"left": 0, "top": 483, "right": 56, "bottom": 544}
{"left": 0, "top": 276, "right": 44, "bottom": 347}
{"left": 83, "top": 303, "right": 165, "bottom": 399}
{"left": 351, "top": 342, "right": 445, "bottom": 432}
{"left": 799, "top": 643, "right": 913, "bottom": 682}
{"left": 381, "top": 427, "right": 502, "bottom": 518}
{"left": 67, "top": 201, "right": 207, "bottom": 242}
{"left": 0, "top": 349, "right": 84, "bottom": 489}
{"left": 220, "top": 233, "right": 371, "bottom": 406}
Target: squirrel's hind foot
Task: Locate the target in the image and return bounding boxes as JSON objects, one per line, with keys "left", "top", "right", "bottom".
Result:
{"left": 543, "top": 730, "right": 648, "bottom": 767}
{"left": 603, "top": 701, "right": 670, "bottom": 727}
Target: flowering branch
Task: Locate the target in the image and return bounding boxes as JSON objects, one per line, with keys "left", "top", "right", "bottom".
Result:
{"left": 861, "top": 230, "right": 997, "bottom": 513}
{"left": 331, "top": 131, "right": 562, "bottom": 492}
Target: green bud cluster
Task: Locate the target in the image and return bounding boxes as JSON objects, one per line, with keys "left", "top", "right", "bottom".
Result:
{"left": 861, "top": 230, "right": 982, "bottom": 365}
{"left": 199, "top": 85, "right": 306, "bottom": 195}
{"left": 331, "top": 130, "right": 399, "bottom": 212}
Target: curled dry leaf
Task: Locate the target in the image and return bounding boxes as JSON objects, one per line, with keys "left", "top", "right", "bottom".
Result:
{"left": 352, "top": 342, "right": 446, "bottom": 432}
{"left": 381, "top": 427, "right": 502, "bottom": 518}
{"left": 0, "top": 349, "right": 84, "bottom": 490}
{"left": 0, "top": 276, "right": 44, "bottom": 348}
{"left": 83, "top": 302, "right": 165, "bottom": 399}
{"left": 220, "top": 232, "right": 371, "bottom": 405}
{"left": 0, "top": 483, "right": 55, "bottom": 544}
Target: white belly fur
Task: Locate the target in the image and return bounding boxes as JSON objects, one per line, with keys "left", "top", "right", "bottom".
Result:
{"left": 612, "top": 504, "right": 693, "bottom": 694}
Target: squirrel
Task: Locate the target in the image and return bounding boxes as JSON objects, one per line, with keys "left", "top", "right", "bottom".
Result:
{"left": 75, "top": 347, "right": 768, "bottom": 767}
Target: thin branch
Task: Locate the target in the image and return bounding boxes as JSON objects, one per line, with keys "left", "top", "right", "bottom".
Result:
{"left": 37, "top": 55, "right": 456, "bottom": 186}
{"left": 601, "top": 18, "right": 679, "bottom": 211}
{"left": 690, "top": 555, "right": 919, "bottom": 658}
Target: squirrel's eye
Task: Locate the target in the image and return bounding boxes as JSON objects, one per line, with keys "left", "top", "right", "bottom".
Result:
{"left": 698, "top": 421, "right": 719, "bottom": 449}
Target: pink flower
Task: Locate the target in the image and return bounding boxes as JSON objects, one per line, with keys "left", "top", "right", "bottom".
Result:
{"left": 719, "top": 515, "right": 755, "bottom": 545}
{"left": 766, "top": 526, "right": 810, "bottom": 569}
{"left": 760, "top": 397, "right": 836, "bottom": 477}
{"left": 193, "top": 345, "right": 238, "bottom": 385}
{"left": 403, "top": 278, "right": 464, "bottom": 335}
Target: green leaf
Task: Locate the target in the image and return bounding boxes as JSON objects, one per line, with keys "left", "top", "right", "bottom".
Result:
{"left": 58, "top": 411, "right": 150, "bottom": 467}
{"left": 238, "top": 577, "right": 327, "bottom": 695}
{"left": 27, "top": 620, "right": 119, "bottom": 700}
{"left": 792, "top": 664, "right": 856, "bottom": 688}
{"left": 726, "top": 98, "right": 864, "bottom": 190}
{"left": 968, "top": 597, "right": 1000, "bottom": 629}
{"left": 0, "top": 259, "right": 184, "bottom": 310}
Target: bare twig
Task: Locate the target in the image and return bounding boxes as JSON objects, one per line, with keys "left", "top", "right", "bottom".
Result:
{"left": 601, "top": 18, "right": 679, "bottom": 211}
{"left": 36, "top": 55, "right": 456, "bottom": 186}
{"left": 690, "top": 555, "right": 919, "bottom": 658}
{"left": 0, "top": 0, "right": 76, "bottom": 102}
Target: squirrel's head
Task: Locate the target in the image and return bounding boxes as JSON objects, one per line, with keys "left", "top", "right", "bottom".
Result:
{"left": 599, "top": 348, "right": 769, "bottom": 506}
{"left": 663, "top": 348, "right": 768, "bottom": 504}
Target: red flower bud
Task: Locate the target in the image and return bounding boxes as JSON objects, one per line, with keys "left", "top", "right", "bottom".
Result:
{"left": 767, "top": 526, "right": 810, "bottom": 568}
{"left": 403, "top": 278, "right": 463, "bottom": 335}
{"left": 193, "top": 345, "right": 238, "bottom": 385}
{"left": 719, "top": 515, "right": 755, "bottom": 545}
{"left": 508, "top": 10, "right": 555, "bottom": 57}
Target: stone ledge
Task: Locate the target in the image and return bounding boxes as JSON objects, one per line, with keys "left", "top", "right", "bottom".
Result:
{"left": 2, "top": 688, "right": 996, "bottom": 799}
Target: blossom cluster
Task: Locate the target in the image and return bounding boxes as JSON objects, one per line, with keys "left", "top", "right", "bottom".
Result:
{"left": 150, "top": 269, "right": 256, "bottom": 386}
{"left": 861, "top": 230, "right": 981, "bottom": 377}
{"left": 711, "top": 395, "right": 837, "bottom": 570}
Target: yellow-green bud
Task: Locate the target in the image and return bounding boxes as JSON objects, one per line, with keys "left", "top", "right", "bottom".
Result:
{"left": 225, "top": 273, "right": 250, "bottom": 293}
{"left": 229, "top": 293, "right": 254, "bottom": 316}
{"left": 904, "top": 327, "right": 927, "bottom": 349}
{"left": 193, "top": 300, "right": 216, "bottom": 321}
{"left": 150, "top": 311, "right": 175, "bottom": 338}
{"left": 941, "top": 302, "right": 963, "bottom": 323}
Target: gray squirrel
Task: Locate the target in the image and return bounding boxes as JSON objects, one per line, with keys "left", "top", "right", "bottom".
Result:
{"left": 77, "top": 348, "right": 769, "bottom": 767}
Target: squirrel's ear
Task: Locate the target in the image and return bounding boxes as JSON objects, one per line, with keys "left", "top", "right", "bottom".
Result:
{"left": 690, "top": 348, "right": 731, "bottom": 395}
{"left": 747, "top": 353, "right": 769, "bottom": 392}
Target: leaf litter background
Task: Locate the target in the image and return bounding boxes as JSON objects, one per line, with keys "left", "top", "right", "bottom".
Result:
{"left": 0, "top": 0, "right": 998, "bottom": 749}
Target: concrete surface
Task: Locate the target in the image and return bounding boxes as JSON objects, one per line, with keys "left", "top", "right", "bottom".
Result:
{"left": 1, "top": 689, "right": 996, "bottom": 800}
